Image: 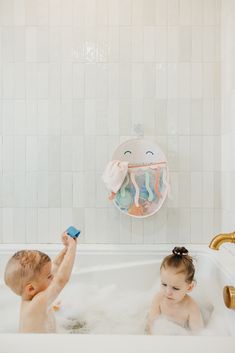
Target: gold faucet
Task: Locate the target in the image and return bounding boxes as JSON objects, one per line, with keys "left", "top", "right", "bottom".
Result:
{"left": 223, "top": 286, "right": 235, "bottom": 309}
{"left": 209, "top": 231, "right": 235, "bottom": 309}
{"left": 209, "top": 231, "right": 235, "bottom": 250}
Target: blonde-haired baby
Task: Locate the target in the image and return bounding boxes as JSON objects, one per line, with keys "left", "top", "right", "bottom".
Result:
{"left": 146, "top": 247, "right": 203, "bottom": 335}
{"left": 4, "top": 233, "right": 77, "bottom": 333}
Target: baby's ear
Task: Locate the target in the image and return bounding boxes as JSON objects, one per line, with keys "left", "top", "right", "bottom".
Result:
{"left": 187, "top": 281, "right": 195, "bottom": 292}
{"left": 25, "top": 283, "right": 36, "bottom": 296}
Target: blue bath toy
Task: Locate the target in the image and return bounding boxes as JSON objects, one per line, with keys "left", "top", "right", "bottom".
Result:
{"left": 140, "top": 185, "right": 149, "bottom": 200}
{"left": 144, "top": 171, "right": 154, "bottom": 201}
{"left": 139, "top": 172, "right": 156, "bottom": 202}
{"left": 116, "top": 189, "right": 133, "bottom": 209}
{"left": 66, "top": 226, "right": 81, "bottom": 238}
{"left": 115, "top": 174, "right": 133, "bottom": 209}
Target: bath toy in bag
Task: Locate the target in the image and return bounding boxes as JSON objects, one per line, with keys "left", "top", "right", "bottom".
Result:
{"left": 115, "top": 174, "right": 133, "bottom": 209}
{"left": 102, "top": 138, "right": 169, "bottom": 218}
{"left": 66, "top": 226, "right": 81, "bottom": 238}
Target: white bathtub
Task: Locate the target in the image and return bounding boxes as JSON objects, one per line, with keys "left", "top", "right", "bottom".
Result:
{"left": 0, "top": 244, "right": 235, "bottom": 353}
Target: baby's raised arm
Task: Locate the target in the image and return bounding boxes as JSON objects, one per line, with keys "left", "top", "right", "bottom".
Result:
{"left": 52, "top": 247, "right": 67, "bottom": 275}
{"left": 146, "top": 293, "right": 161, "bottom": 335}
{"left": 40, "top": 233, "right": 77, "bottom": 307}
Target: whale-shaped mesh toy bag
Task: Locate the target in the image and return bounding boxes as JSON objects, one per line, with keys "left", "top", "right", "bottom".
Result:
{"left": 102, "top": 138, "right": 169, "bottom": 218}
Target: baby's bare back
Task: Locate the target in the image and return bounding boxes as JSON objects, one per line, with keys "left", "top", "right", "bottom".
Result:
{"left": 19, "top": 299, "right": 56, "bottom": 333}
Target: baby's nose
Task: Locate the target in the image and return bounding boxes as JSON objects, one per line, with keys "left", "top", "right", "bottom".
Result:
{"left": 166, "top": 287, "right": 173, "bottom": 296}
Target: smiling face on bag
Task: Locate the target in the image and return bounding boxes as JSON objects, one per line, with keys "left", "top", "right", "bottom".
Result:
{"left": 112, "top": 138, "right": 167, "bottom": 166}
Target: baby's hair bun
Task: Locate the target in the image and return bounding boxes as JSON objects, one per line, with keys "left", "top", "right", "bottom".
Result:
{"left": 172, "top": 246, "right": 188, "bottom": 256}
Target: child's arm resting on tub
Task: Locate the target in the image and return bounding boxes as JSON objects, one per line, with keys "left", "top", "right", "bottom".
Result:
{"left": 146, "top": 293, "right": 161, "bottom": 335}
{"left": 39, "top": 233, "right": 77, "bottom": 307}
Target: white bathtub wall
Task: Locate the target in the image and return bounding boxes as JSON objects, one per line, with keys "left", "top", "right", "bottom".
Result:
{"left": 0, "top": 0, "right": 221, "bottom": 244}
{"left": 221, "top": 0, "right": 235, "bottom": 254}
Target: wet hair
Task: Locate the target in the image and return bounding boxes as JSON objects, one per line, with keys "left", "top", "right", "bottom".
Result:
{"left": 4, "top": 250, "right": 51, "bottom": 296}
{"left": 160, "top": 247, "right": 195, "bottom": 283}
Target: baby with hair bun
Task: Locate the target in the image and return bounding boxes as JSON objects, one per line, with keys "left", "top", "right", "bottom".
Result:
{"left": 146, "top": 247, "right": 203, "bottom": 335}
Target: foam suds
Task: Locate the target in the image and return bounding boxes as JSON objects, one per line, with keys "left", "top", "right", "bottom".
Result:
{"left": 0, "top": 276, "right": 232, "bottom": 336}
{"left": 152, "top": 316, "right": 189, "bottom": 336}
{"left": 55, "top": 279, "right": 230, "bottom": 336}
{"left": 0, "top": 285, "right": 20, "bottom": 333}
{"left": 55, "top": 281, "right": 155, "bottom": 334}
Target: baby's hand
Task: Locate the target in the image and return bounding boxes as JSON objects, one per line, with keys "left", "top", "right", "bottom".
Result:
{"left": 52, "top": 300, "right": 61, "bottom": 312}
{"left": 61, "top": 232, "right": 77, "bottom": 247}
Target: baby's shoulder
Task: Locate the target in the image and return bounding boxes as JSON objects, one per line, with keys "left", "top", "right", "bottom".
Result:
{"left": 186, "top": 295, "right": 200, "bottom": 312}
{"left": 26, "top": 291, "right": 48, "bottom": 311}
{"left": 21, "top": 299, "right": 38, "bottom": 317}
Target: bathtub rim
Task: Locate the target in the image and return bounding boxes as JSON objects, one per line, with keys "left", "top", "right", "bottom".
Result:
{"left": 0, "top": 333, "right": 235, "bottom": 353}
{"left": 0, "top": 243, "right": 235, "bottom": 282}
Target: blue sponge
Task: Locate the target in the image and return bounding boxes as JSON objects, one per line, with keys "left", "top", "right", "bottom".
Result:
{"left": 66, "top": 226, "right": 81, "bottom": 238}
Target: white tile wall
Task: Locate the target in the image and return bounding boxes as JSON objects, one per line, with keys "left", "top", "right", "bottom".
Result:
{"left": 221, "top": 0, "right": 235, "bottom": 255}
{"left": 0, "top": 0, "right": 222, "bottom": 244}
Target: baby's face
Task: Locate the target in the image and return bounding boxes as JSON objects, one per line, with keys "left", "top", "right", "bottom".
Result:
{"left": 34, "top": 261, "right": 54, "bottom": 293}
{"left": 160, "top": 266, "right": 193, "bottom": 304}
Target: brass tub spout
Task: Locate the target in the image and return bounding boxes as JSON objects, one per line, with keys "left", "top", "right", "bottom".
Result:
{"left": 209, "top": 231, "right": 235, "bottom": 250}
{"left": 209, "top": 231, "right": 235, "bottom": 310}
{"left": 223, "top": 286, "right": 235, "bottom": 310}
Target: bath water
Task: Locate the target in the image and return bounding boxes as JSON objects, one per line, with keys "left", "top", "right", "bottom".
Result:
{"left": 0, "top": 277, "right": 230, "bottom": 336}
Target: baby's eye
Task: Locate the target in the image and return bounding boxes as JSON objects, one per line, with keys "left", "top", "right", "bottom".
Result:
{"left": 172, "top": 287, "right": 180, "bottom": 290}
{"left": 161, "top": 283, "right": 167, "bottom": 287}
